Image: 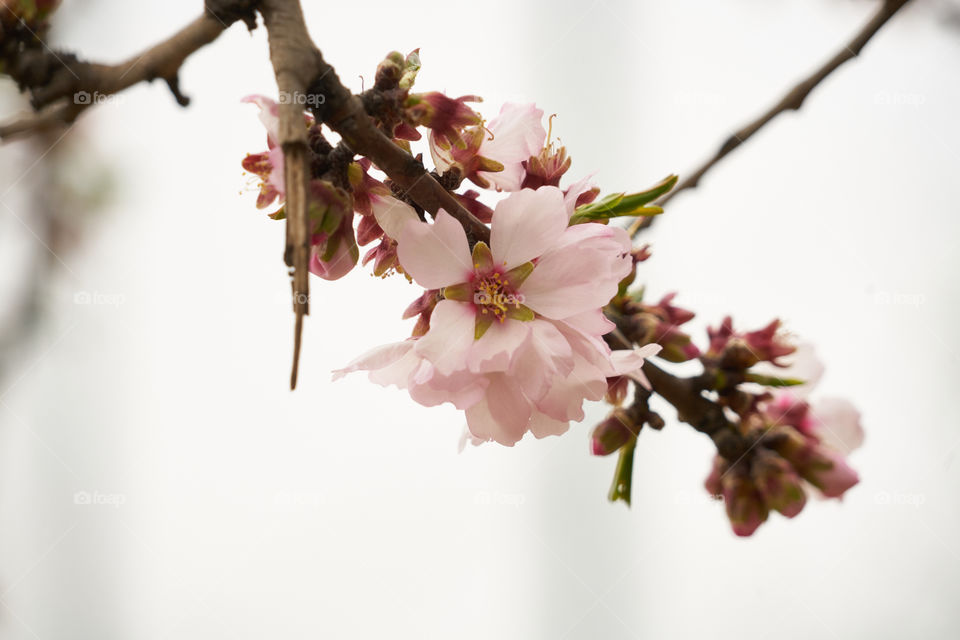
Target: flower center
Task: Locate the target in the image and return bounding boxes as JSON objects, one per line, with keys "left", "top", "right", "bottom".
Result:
{"left": 474, "top": 272, "right": 523, "bottom": 323}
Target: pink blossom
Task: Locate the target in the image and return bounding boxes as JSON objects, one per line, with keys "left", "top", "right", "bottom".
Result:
{"left": 241, "top": 95, "right": 288, "bottom": 208}
{"left": 430, "top": 102, "right": 547, "bottom": 192}
{"left": 765, "top": 391, "right": 863, "bottom": 499}
{"left": 335, "top": 186, "right": 661, "bottom": 445}
{"left": 475, "top": 103, "right": 547, "bottom": 191}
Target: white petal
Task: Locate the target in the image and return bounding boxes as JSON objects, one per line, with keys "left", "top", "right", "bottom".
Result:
{"left": 372, "top": 195, "right": 419, "bottom": 240}
{"left": 465, "top": 375, "right": 532, "bottom": 446}
{"left": 490, "top": 186, "right": 568, "bottom": 270}
{"left": 467, "top": 319, "right": 531, "bottom": 373}
{"left": 397, "top": 210, "right": 474, "bottom": 289}
{"left": 811, "top": 397, "right": 865, "bottom": 453}
{"left": 332, "top": 341, "right": 414, "bottom": 381}
{"left": 413, "top": 300, "right": 476, "bottom": 376}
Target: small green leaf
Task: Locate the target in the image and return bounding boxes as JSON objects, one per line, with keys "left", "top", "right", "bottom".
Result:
{"left": 570, "top": 174, "right": 678, "bottom": 224}
{"left": 744, "top": 372, "right": 807, "bottom": 388}
{"left": 607, "top": 439, "right": 636, "bottom": 506}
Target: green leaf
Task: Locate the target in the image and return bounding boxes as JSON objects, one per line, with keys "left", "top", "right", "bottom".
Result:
{"left": 744, "top": 372, "right": 807, "bottom": 388}
{"left": 399, "top": 49, "right": 422, "bottom": 90}
{"left": 570, "top": 174, "right": 678, "bottom": 224}
{"left": 607, "top": 439, "right": 636, "bottom": 506}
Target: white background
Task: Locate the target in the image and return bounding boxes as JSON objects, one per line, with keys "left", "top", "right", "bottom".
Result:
{"left": 1, "top": 0, "right": 958, "bottom": 638}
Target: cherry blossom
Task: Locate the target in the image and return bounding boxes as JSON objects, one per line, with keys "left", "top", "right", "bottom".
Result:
{"left": 335, "top": 185, "right": 661, "bottom": 445}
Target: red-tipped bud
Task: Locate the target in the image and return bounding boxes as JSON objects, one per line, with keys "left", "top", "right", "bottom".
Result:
{"left": 721, "top": 465, "right": 769, "bottom": 537}
{"left": 590, "top": 410, "right": 637, "bottom": 456}
{"left": 605, "top": 376, "right": 630, "bottom": 407}
{"left": 750, "top": 450, "right": 807, "bottom": 518}
{"left": 406, "top": 92, "right": 482, "bottom": 150}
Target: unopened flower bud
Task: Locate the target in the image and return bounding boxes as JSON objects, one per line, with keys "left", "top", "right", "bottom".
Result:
{"left": 720, "top": 338, "right": 759, "bottom": 370}
{"left": 797, "top": 447, "right": 860, "bottom": 498}
{"left": 406, "top": 92, "right": 482, "bottom": 150}
{"left": 591, "top": 410, "right": 637, "bottom": 456}
{"left": 708, "top": 317, "right": 795, "bottom": 367}
{"left": 721, "top": 465, "right": 769, "bottom": 537}
{"left": 750, "top": 450, "right": 807, "bottom": 518}
{"left": 605, "top": 376, "right": 630, "bottom": 406}
{"left": 704, "top": 456, "right": 728, "bottom": 496}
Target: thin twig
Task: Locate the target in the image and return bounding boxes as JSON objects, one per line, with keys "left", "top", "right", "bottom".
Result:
{"left": 0, "top": 13, "right": 228, "bottom": 140}
{"left": 629, "top": 0, "right": 912, "bottom": 237}
{"left": 255, "top": 0, "right": 489, "bottom": 387}
{"left": 258, "top": 0, "right": 316, "bottom": 390}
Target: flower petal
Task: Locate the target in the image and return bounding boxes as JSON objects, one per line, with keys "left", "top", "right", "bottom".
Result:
{"left": 242, "top": 94, "right": 281, "bottom": 147}
{"left": 332, "top": 341, "right": 414, "bottom": 381}
{"left": 397, "top": 210, "right": 474, "bottom": 289}
{"left": 408, "top": 363, "right": 489, "bottom": 410}
{"left": 528, "top": 411, "right": 570, "bottom": 439}
{"left": 811, "top": 397, "right": 865, "bottom": 453}
{"left": 371, "top": 194, "right": 419, "bottom": 240}
{"left": 490, "top": 186, "right": 568, "bottom": 270}
{"left": 477, "top": 103, "right": 546, "bottom": 191}
{"left": 534, "top": 352, "right": 607, "bottom": 422}
{"left": 520, "top": 224, "right": 632, "bottom": 319}
{"left": 609, "top": 344, "right": 662, "bottom": 390}
{"left": 413, "top": 300, "right": 476, "bottom": 375}
{"left": 465, "top": 374, "right": 532, "bottom": 446}
{"left": 467, "top": 318, "right": 531, "bottom": 373}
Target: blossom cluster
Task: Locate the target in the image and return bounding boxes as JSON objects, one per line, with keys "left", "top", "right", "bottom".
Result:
{"left": 241, "top": 49, "right": 862, "bottom": 536}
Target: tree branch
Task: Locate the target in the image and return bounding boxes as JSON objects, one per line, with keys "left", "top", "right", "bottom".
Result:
{"left": 629, "top": 0, "right": 912, "bottom": 237}
{"left": 255, "top": 0, "right": 489, "bottom": 387}
{"left": 606, "top": 318, "right": 748, "bottom": 459}
{"left": 640, "top": 361, "right": 748, "bottom": 460}
{"left": 258, "top": 0, "right": 316, "bottom": 390}
{"left": 0, "top": 13, "right": 229, "bottom": 139}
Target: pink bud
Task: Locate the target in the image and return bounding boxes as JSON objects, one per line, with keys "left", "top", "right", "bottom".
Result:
{"left": 406, "top": 92, "right": 482, "bottom": 150}
{"left": 800, "top": 448, "right": 860, "bottom": 498}
{"left": 704, "top": 455, "right": 727, "bottom": 496}
{"left": 750, "top": 450, "right": 807, "bottom": 518}
{"left": 605, "top": 376, "right": 630, "bottom": 407}
{"left": 721, "top": 466, "right": 769, "bottom": 537}
{"left": 591, "top": 411, "right": 637, "bottom": 456}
